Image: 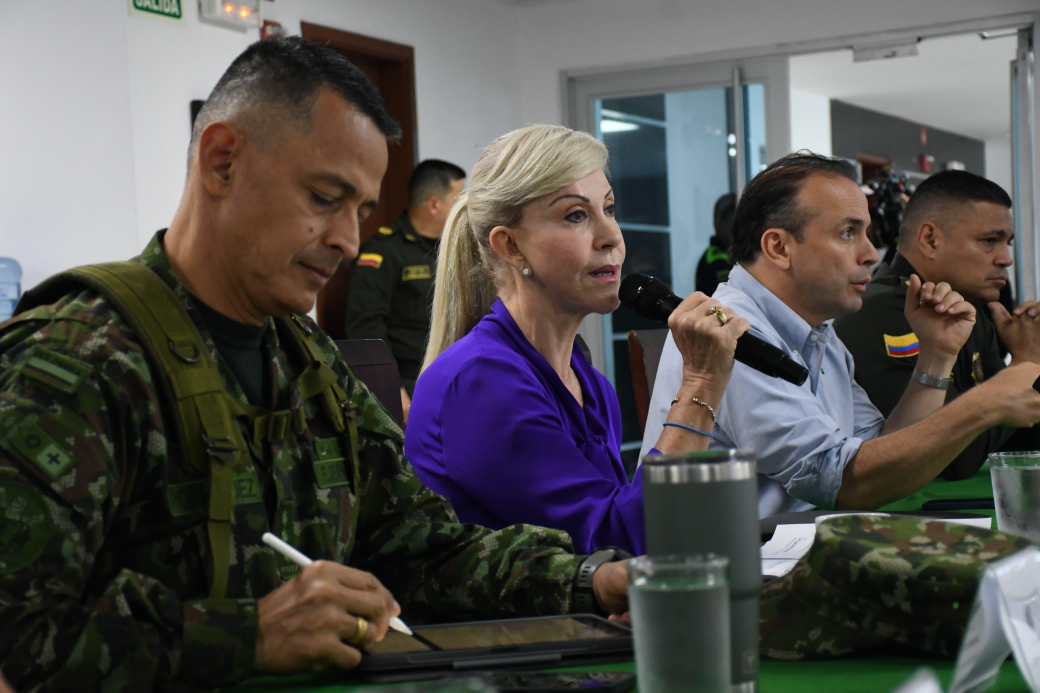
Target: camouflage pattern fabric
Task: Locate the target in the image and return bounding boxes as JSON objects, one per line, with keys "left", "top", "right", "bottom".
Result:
{"left": 760, "top": 514, "right": 1031, "bottom": 661}
{"left": 0, "top": 232, "right": 583, "bottom": 692}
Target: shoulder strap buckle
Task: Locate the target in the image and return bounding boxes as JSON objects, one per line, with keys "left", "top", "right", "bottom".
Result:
{"left": 202, "top": 433, "right": 239, "bottom": 464}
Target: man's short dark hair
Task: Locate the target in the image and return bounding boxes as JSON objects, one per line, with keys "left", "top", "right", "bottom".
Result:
{"left": 729, "top": 152, "right": 859, "bottom": 264}
{"left": 188, "top": 36, "right": 401, "bottom": 166}
{"left": 897, "top": 170, "right": 1012, "bottom": 248}
{"left": 408, "top": 159, "right": 466, "bottom": 209}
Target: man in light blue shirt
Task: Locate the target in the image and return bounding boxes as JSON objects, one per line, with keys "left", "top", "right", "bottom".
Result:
{"left": 641, "top": 153, "right": 1040, "bottom": 517}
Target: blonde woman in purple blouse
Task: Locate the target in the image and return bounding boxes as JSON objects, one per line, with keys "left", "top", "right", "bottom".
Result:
{"left": 405, "top": 125, "right": 749, "bottom": 555}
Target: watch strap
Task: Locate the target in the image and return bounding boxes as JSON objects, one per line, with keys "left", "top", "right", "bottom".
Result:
{"left": 573, "top": 548, "right": 631, "bottom": 615}
{"left": 912, "top": 368, "right": 951, "bottom": 391}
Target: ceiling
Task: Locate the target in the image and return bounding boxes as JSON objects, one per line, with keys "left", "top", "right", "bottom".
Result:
{"left": 790, "top": 32, "right": 1018, "bottom": 142}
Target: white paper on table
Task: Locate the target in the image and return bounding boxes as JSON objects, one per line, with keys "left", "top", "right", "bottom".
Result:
{"left": 889, "top": 668, "right": 943, "bottom": 693}
{"left": 761, "top": 523, "right": 815, "bottom": 576}
{"left": 762, "top": 524, "right": 817, "bottom": 560}
{"left": 950, "top": 546, "right": 1040, "bottom": 693}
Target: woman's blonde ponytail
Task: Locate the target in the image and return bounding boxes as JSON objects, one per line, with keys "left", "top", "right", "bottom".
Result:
{"left": 423, "top": 125, "right": 608, "bottom": 371}
{"left": 424, "top": 193, "right": 496, "bottom": 370}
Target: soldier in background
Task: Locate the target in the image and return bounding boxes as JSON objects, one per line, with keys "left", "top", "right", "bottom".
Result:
{"left": 345, "top": 160, "right": 465, "bottom": 423}
{"left": 694, "top": 192, "right": 736, "bottom": 297}
{"left": 834, "top": 170, "right": 1040, "bottom": 480}
{"left": 0, "top": 38, "right": 628, "bottom": 692}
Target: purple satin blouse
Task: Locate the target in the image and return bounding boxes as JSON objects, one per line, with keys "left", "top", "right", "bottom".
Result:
{"left": 405, "top": 300, "right": 645, "bottom": 555}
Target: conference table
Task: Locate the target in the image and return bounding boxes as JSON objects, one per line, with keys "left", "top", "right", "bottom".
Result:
{"left": 232, "top": 466, "right": 1030, "bottom": 693}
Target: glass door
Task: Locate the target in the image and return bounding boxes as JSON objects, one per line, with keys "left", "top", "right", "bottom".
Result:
{"left": 1012, "top": 26, "right": 1038, "bottom": 302}
{"left": 568, "top": 58, "right": 787, "bottom": 471}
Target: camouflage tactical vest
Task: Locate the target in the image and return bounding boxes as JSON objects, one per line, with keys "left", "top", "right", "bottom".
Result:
{"left": 13, "top": 262, "right": 359, "bottom": 599}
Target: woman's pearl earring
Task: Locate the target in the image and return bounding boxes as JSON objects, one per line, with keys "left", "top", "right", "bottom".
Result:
{"left": 522, "top": 267, "right": 531, "bottom": 277}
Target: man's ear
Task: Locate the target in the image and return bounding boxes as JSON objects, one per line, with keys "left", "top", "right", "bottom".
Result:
{"left": 916, "top": 221, "right": 942, "bottom": 260}
{"left": 488, "top": 225, "right": 526, "bottom": 274}
{"left": 425, "top": 194, "right": 441, "bottom": 217}
{"left": 760, "top": 227, "right": 793, "bottom": 270}
{"left": 196, "top": 121, "right": 240, "bottom": 197}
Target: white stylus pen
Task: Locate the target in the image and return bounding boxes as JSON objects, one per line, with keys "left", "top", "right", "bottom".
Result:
{"left": 262, "top": 532, "right": 413, "bottom": 636}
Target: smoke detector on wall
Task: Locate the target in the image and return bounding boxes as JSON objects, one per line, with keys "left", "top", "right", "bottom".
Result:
{"left": 199, "top": 0, "right": 261, "bottom": 30}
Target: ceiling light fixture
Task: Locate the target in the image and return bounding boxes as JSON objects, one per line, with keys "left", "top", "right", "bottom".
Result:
{"left": 600, "top": 120, "right": 639, "bottom": 133}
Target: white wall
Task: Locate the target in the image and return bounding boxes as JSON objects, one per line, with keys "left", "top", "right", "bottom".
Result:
{"left": 127, "top": 0, "right": 524, "bottom": 246}
{"left": 986, "top": 136, "right": 1013, "bottom": 195}
{"left": 516, "top": 0, "right": 1040, "bottom": 128}
{"left": 0, "top": 2, "right": 141, "bottom": 292}
{"left": 789, "top": 88, "right": 833, "bottom": 156}
{"left": 2, "top": 0, "right": 522, "bottom": 290}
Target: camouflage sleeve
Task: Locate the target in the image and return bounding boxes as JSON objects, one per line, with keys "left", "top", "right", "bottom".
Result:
{"left": 351, "top": 433, "right": 584, "bottom": 623}
{"left": 0, "top": 303, "right": 258, "bottom": 692}
{"left": 330, "top": 360, "right": 583, "bottom": 623}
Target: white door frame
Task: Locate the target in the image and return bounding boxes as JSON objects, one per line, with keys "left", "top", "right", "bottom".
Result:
{"left": 564, "top": 10, "right": 1040, "bottom": 373}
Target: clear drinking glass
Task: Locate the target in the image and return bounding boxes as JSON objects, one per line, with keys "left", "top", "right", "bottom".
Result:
{"left": 990, "top": 451, "right": 1040, "bottom": 543}
{"left": 628, "top": 554, "right": 731, "bottom": 693}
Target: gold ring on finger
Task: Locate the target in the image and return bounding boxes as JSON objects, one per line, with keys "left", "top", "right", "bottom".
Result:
{"left": 348, "top": 616, "right": 368, "bottom": 646}
{"left": 710, "top": 305, "right": 728, "bottom": 326}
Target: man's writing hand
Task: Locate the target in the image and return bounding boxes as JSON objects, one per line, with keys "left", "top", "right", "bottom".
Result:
{"left": 256, "top": 561, "right": 400, "bottom": 673}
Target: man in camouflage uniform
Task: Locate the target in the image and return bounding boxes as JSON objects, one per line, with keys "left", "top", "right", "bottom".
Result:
{"left": 0, "top": 38, "right": 628, "bottom": 692}
{"left": 834, "top": 171, "right": 1040, "bottom": 480}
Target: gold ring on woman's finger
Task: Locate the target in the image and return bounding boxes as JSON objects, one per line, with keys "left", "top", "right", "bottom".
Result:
{"left": 348, "top": 616, "right": 368, "bottom": 645}
{"left": 710, "top": 305, "right": 728, "bottom": 326}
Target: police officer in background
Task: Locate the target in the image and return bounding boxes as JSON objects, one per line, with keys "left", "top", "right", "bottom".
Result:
{"left": 345, "top": 160, "right": 465, "bottom": 422}
{"left": 834, "top": 170, "right": 1040, "bottom": 480}
{"left": 694, "top": 192, "right": 736, "bottom": 297}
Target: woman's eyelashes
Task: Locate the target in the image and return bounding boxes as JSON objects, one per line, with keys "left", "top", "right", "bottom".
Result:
{"left": 563, "top": 202, "right": 617, "bottom": 224}
{"left": 564, "top": 208, "right": 588, "bottom": 224}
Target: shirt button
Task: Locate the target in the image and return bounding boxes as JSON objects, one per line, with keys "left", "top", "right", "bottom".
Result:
{"left": 792, "top": 349, "right": 798, "bottom": 355}
{"left": 810, "top": 335, "right": 818, "bottom": 341}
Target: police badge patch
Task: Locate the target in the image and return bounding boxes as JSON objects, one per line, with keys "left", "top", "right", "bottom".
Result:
{"left": 971, "top": 352, "right": 984, "bottom": 384}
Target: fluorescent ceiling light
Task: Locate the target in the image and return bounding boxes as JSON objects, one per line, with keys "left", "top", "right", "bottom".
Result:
{"left": 601, "top": 119, "right": 639, "bottom": 133}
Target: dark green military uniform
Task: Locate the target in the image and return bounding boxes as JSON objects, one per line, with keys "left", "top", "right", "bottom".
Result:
{"left": 0, "top": 232, "right": 583, "bottom": 692}
{"left": 345, "top": 212, "right": 438, "bottom": 395}
{"left": 695, "top": 237, "right": 734, "bottom": 297}
{"left": 833, "top": 253, "right": 1040, "bottom": 480}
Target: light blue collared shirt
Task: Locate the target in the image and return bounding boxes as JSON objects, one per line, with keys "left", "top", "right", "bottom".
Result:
{"left": 639, "top": 264, "right": 885, "bottom": 517}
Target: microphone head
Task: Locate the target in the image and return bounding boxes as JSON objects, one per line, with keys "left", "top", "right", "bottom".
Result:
{"left": 618, "top": 273, "right": 673, "bottom": 323}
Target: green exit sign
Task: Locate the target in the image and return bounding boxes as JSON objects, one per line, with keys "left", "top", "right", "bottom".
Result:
{"left": 128, "top": 0, "right": 185, "bottom": 25}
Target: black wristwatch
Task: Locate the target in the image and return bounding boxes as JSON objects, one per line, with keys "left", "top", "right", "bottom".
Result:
{"left": 573, "top": 547, "right": 632, "bottom": 615}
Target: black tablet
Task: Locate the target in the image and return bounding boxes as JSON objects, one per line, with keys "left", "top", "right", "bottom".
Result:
{"left": 359, "top": 614, "right": 633, "bottom": 673}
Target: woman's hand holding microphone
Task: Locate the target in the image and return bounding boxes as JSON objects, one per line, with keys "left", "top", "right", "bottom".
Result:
{"left": 656, "top": 292, "right": 749, "bottom": 453}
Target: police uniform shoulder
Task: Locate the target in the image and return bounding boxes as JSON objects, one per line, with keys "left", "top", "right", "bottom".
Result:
{"left": 359, "top": 230, "right": 399, "bottom": 250}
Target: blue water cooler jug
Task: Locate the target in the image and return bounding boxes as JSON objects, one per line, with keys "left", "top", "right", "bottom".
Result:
{"left": 0, "top": 258, "right": 22, "bottom": 322}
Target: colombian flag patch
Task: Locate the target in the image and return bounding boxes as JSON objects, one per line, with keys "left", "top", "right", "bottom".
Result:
{"left": 883, "top": 332, "right": 920, "bottom": 358}
{"left": 357, "top": 253, "right": 383, "bottom": 269}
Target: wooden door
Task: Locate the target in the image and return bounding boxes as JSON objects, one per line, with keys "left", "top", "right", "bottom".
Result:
{"left": 301, "top": 22, "right": 418, "bottom": 339}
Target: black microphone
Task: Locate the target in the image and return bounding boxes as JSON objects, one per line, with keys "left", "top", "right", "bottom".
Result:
{"left": 619, "top": 272, "right": 809, "bottom": 386}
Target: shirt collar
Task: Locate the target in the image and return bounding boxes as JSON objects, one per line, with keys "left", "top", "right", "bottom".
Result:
{"left": 727, "top": 263, "right": 830, "bottom": 353}
{"left": 888, "top": 252, "right": 920, "bottom": 280}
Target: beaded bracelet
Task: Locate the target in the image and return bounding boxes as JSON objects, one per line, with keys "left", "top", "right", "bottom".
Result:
{"left": 670, "top": 395, "right": 718, "bottom": 426}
